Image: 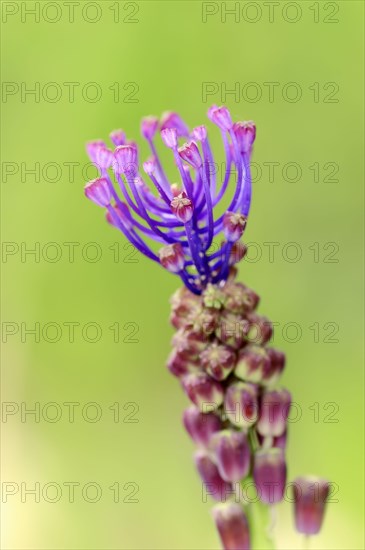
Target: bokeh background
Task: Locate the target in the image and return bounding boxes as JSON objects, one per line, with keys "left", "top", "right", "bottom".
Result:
{"left": 1, "top": 1, "right": 364, "bottom": 548}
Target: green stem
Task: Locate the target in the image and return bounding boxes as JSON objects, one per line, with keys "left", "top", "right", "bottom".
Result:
{"left": 241, "top": 477, "right": 276, "bottom": 550}
{"left": 245, "top": 500, "right": 276, "bottom": 550}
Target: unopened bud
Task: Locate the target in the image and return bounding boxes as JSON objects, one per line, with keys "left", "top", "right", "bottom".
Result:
{"left": 159, "top": 244, "right": 185, "bottom": 273}
{"left": 105, "top": 203, "right": 133, "bottom": 230}
{"left": 292, "top": 476, "right": 330, "bottom": 535}
{"left": 183, "top": 406, "right": 221, "bottom": 446}
{"left": 211, "top": 430, "right": 250, "bottom": 482}
{"left": 143, "top": 158, "right": 156, "bottom": 176}
{"left": 178, "top": 141, "right": 203, "bottom": 169}
{"left": 113, "top": 145, "right": 138, "bottom": 175}
{"left": 141, "top": 116, "right": 159, "bottom": 139}
{"left": 257, "top": 388, "right": 291, "bottom": 437}
{"left": 233, "top": 121, "right": 256, "bottom": 154}
{"left": 84, "top": 178, "right": 112, "bottom": 207}
{"left": 229, "top": 241, "right": 248, "bottom": 265}
{"left": 195, "top": 451, "right": 232, "bottom": 502}
{"left": 215, "top": 311, "right": 249, "bottom": 350}
{"left": 170, "top": 192, "right": 194, "bottom": 223}
{"left": 192, "top": 125, "right": 207, "bottom": 142}
{"left": 253, "top": 448, "right": 287, "bottom": 504}
{"left": 212, "top": 503, "right": 250, "bottom": 550}
{"left": 182, "top": 373, "right": 224, "bottom": 410}
{"left": 235, "top": 345, "right": 271, "bottom": 384}
{"left": 223, "top": 212, "right": 247, "bottom": 243}
{"left": 109, "top": 129, "right": 126, "bottom": 146}
{"left": 160, "top": 111, "right": 189, "bottom": 137}
{"left": 210, "top": 106, "right": 233, "bottom": 131}
{"left": 247, "top": 314, "right": 273, "bottom": 345}
{"left": 200, "top": 342, "right": 236, "bottom": 381}
{"left": 161, "top": 128, "right": 178, "bottom": 149}
{"left": 224, "top": 382, "right": 258, "bottom": 428}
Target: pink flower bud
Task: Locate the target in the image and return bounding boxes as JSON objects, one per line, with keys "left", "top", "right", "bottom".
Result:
{"left": 210, "top": 106, "right": 233, "bottom": 131}
{"left": 182, "top": 373, "right": 224, "bottom": 410}
{"left": 86, "top": 140, "right": 105, "bottom": 164}
{"left": 113, "top": 145, "right": 138, "bottom": 175}
{"left": 172, "top": 326, "right": 208, "bottom": 358}
{"left": 95, "top": 146, "right": 114, "bottom": 170}
{"left": 241, "top": 287, "right": 260, "bottom": 312}
{"left": 254, "top": 448, "right": 287, "bottom": 504}
{"left": 183, "top": 406, "right": 221, "bottom": 446}
{"left": 143, "top": 158, "right": 156, "bottom": 176}
{"left": 263, "top": 349, "right": 286, "bottom": 387}
{"left": 223, "top": 282, "right": 258, "bottom": 315}
{"left": 166, "top": 349, "right": 201, "bottom": 378}
{"left": 247, "top": 314, "right": 273, "bottom": 345}
{"left": 178, "top": 141, "right": 203, "bottom": 169}
{"left": 224, "top": 382, "right": 258, "bottom": 428}
{"left": 211, "top": 430, "right": 250, "bottom": 482}
{"left": 169, "top": 287, "right": 201, "bottom": 329}
{"left": 141, "top": 115, "right": 159, "bottom": 139}
{"left": 109, "top": 129, "right": 126, "bottom": 146}
{"left": 223, "top": 212, "right": 247, "bottom": 242}
{"left": 158, "top": 243, "right": 185, "bottom": 273}
{"left": 160, "top": 111, "right": 189, "bottom": 137}
{"left": 195, "top": 451, "right": 232, "bottom": 502}
{"left": 192, "top": 125, "right": 207, "bottom": 142}
{"left": 161, "top": 128, "right": 178, "bottom": 149}
{"left": 200, "top": 342, "right": 236, "bottom": 381}
{"left": 212, "top": 503, "right": 250, "bottom": 550}
{"left": 207, "top": 104, "right": 218, "bottom": 120}
{"left": 235, "top": 345, "right": 271, "bottom": 384}
{"left": 170, "top": 191, "right": 194, "bottom": 223}
{"left": 257, "top": 388, "right": 291, "bottom": 437}
{"left": 186, "top": 306, "right": 218, "bottom": 337}
{"left": 229, "top": 241, "right": 248, "bottom": 265}
{"left": 215, "top": 311, "right": 249, "bottom": 350}
{"left": 105, "top": 203, "right": 133, "bottom": 230}
{"left": 84, "top": 178, "right": 112, "bottom": 207}
{"left": 233, "top": 121, "right": 256, "bottom": 154}
{"left": 292, "top": 476, "right": 330, "bottom": 535}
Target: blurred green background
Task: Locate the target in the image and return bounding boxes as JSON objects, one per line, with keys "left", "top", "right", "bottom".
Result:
{"left": 1, "top": 1, "right": 364, "bottom": 548}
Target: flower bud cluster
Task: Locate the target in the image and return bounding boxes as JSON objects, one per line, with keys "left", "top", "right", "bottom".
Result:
{"left": 167, "top": 272, "right": 329, "bottom": 547}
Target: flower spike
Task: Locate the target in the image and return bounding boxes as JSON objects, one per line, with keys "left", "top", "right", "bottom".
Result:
{"left": 84, "top": 107, "right": 330, "bottom": 549}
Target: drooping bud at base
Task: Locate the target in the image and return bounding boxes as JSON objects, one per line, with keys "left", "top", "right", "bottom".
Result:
{"left": 292, "top": 476, "right": 330, "bottom": 535}
{"left": 212, "top": 502, "right": 251, "bottom": 550}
